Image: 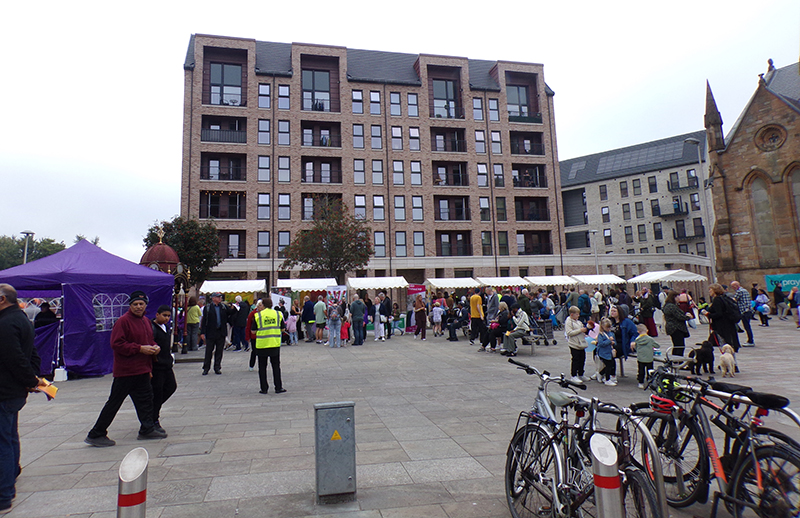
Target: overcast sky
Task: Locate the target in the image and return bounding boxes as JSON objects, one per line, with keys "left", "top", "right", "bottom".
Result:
{"left": 2, "top": 1, "right": 798, "bottom": 263}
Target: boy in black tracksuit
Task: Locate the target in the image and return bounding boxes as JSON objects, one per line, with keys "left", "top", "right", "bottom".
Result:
{"left": 151, "top": 305, "right": 177, "bottom": 434}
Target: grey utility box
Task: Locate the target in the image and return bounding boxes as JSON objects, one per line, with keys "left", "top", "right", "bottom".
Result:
{"left": 314, "top": 401, "right": 356, "bottom": 503}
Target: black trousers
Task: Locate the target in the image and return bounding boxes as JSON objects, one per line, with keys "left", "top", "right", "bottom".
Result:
{"left": 638, "top": 361, "right": 653, "bottom": 384}
{"left": 570, "top": 348, "right": 586, "bottom": 377}
{"left": 249, "top": 339, "right": 257, "bottom": 368}
{"left": 203, "top": 333, "right": 225, "bottom": 372}
{"left": 151, "top": 368, "right": 177, "bottom": 424}
{"left": 257, "top": 348, "right": 282, "bottom": 392}
{"left": 88, "top": 373, "right": 154, "bottom": 437}
{"left": 470, "top": 318, "right": 485, "bottom": 342}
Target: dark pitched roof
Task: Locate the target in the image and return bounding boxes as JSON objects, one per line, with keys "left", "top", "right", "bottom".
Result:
{"left": 346, "top": 48, "right": 421, "bottom": 86}
{"left": 560, "top": 131, "right": 707, "bottom": 188}
{"left": 468, "top": 60, "right": 500, "bottom": 91}
{"left": 254, "top": 41, "right": 293, "bottom": 77}
{"left": 765, "top": 62, "right": 800, "bottom": 113}
{"left": 184, "top": 34, "right": 196, "bottom": 70}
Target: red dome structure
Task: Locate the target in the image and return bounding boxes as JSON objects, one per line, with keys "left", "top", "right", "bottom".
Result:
{"left": 140, "top": 240, "right": 180, "bottom": 274}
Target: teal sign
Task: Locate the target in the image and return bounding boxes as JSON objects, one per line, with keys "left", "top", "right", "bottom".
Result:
{"left": 764, "top": 274, "right": 800, "bottom": 291}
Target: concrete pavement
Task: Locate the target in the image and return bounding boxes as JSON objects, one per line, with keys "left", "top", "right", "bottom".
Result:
{"left": 8, "top": 317, "right": 800, "bottom": 517}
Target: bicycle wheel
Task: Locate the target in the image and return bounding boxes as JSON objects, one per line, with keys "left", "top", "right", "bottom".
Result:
{"left": 730, "top": 444, "right": 800, "bottom": 518}
{"left": 506, "top": 423, "right": 558, "bottom": 518}
{"left": 621, "top": 466, "right": 660, "bottom": 518}
{"left": 633, "top": 407, "right": 708, "bottom": 507}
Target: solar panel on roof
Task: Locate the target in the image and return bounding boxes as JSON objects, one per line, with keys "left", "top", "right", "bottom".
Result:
{"left": 596, "top": 141, "right": 683, "bottom": 175}
{"left": 568, "top": 161, "right": 586, "bottom": 180}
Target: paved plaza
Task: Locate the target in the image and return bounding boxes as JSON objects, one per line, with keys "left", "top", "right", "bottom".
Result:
{"left": 8, "top": 318, "right": 800, "bottom": 518}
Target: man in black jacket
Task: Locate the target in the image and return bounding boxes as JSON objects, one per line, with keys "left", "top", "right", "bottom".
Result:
{"left": 0, "top": 284, "right": 46, "bottom": 514}
{"left": 229, "top": 296, "right": 250, "bottom": 351}
{"left": 379, "top": 292, "right": 392, "bottom": 339}
{"left": 200, "top": 292, "right": 232, "bottom": 375}
{"left": 151, "top": 305, "right": 177, "bottom": 434}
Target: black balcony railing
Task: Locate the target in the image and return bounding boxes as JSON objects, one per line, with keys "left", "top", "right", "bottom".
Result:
{"left": 508, "top": 111, "right": 543, "bottom": 123}
{"left": 301, "top": 168, "right": 343, "bottom": 184}
{"left": 201, "top": 128, "right": 247, "bottom": 144}
{"left": 434, "top": 172, "right": 469, "bottom": 187}
{"left": 517, "top": 242, "right": 553, "bottom": 255}
{"left": 302, "top": 135, "right": 341, "bottom": 147}
{"left": 203, "top": 89, "right": 245, "bottom": 107}
{"left": 225, "top": 247, "right": 246, "bottom": 259}
{"left": 430, "top": 105, "right": 465, "bottom": 119}
{"left": 432, "top": 138, "right": 468, "bottom": 153}
{"left": 673, "top": 227, "right": 706, "bottom": 241}
{"left": 510, "top": 141, "right": 545, "bottom": 155}
{"left": 516, "top": 207, "right": 550, "bottom": 222}
{"left": 513, "top": 174, "right": 548, "bottom": 188}
{"left": 659, "top": 202, "right": 690, "bottom": 218}
{"left": 435, "top": 207, "right": 471, "bottom": 221}
{"left": 668, "top": 177, "right": 700, "bottom": 192}
{"left": 438, "top": 244, "right": 473, "bottom": 257}
{"left": 200, "top": 166, "right": 246, "bottom": 181}
{"left": 301, "top": 98, "right": 341, "bottom": 113}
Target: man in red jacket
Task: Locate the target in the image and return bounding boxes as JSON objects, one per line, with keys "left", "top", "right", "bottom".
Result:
{"left": 85, "top": 291, "right": 166, "bottom": 447}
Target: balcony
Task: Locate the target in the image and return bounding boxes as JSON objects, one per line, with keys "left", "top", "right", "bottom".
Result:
{"left": 659, "top": 202, "right": 690, "bottom": 218}
{"left": 432, "top": 138, "right": 467, "bottom": 153}
{"left": 512, "top": 166, "right": 547, "bottom": 188}
{"left": 515, "top": 207, "right": 550, "bottom": 222}
{"left": 224, "top": 247, "right": 246, "bottom": 259}
{"left": 433, "top": 162, "right": 469, "bottom": 187}
{"left": 510, "top": 141, "right": 545, "bottom": 155}
{"left": 200, "top": 165, "right": 245, "bottom": 181}
{"left": 508, "top": 110, "right": 543, "bottom": 124}
{"left": 302, "top": 134, "right": 341, "bottom": 148}
{"left": 668, "top": 177, "right": 699, "bottom": 192}
{"left": 435, "top": 207, "right": 471, "bottom": 221}
{"left": 301, "top": 168, "right": 342, "bottom": 184}
{"left": 429, "top": 105, "right": 465, "bottom": 119}
{"left": 673, "top": 227, "right": 706, "bottom": 241}
{"left": 301, "top": 98, "right": 341, "bottom": 113}
{"left": 201, "top": 128, "right": 246, "bottom": 144}
{"left": 517, "top": 242, "right": 553, "bottom": 255}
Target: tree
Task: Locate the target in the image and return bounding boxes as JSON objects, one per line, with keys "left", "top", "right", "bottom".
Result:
{"left": 143, "top": 216, "right": 221, "bottom": 288}
{"left": 280, "top": 197, "right": 374, "bottom": 284}
{"left": 0, "top": 236, "right": 66, "bottom": 271}
{"left": 74, "top": 234, "right": 101, "bottom": 246}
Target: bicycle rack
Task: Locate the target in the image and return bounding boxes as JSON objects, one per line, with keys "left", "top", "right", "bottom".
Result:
{"left": 629, "top": 415, "right": 670, "bottom": 518}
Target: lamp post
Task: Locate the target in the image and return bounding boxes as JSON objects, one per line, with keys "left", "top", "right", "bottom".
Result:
{"left": 21, "top": 230, "right": 34, "bottom": 264}
{"left": 589, "top": 230, "right": 599, "bottom": 275}
{"left": 684, "top": 138, "right": 716, "bottom": 283}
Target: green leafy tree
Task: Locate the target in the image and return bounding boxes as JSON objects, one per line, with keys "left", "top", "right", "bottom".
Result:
{"left": 0, "top": 236, "right": 66, "bottom": 271}
{"left": 74, "top": 234, "right": 101, "bottom": 246}
{"left": 143, "top": 216, "right": 221, "bottom": 287}
{"left": 280, "top": 197, "right": 374, "bottom": 284}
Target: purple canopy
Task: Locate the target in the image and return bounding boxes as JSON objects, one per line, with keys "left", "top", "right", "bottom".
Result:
{"left": 0, "top": 240, "right": 174, "bottom": 376}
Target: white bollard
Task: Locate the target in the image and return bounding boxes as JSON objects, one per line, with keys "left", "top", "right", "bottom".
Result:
{"left": 117, "top": 447, "right": 149, "bottom": 518}
{"left": 590, "top": 434, "right": 622, "bottom": 518}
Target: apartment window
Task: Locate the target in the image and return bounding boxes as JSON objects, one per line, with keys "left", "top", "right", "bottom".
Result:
{"left": 473, "top": 98, "right": 484, "bottom": 120}
{"left": 413, "top": 231, "right": 425, "bottom": 256}
{"left": 693, "top": 217, "right": 704, "bottom": 236}
{"left": 371, "top": 125, "right": 382, "bottom": 149}
{"left": 599, "top": 184, "right": 608, "bottom": 201}
{"left": 278, "top": 156, "right": 290, "bottom": 182}
{"left": 477, "top": 163, "right": 488, "bottom": 187}
{"left": 493, "top": 164, "right": 505, "bottom": 187}
{"left": 690, "top": 192, "right": 700, "bottom": 211}
{"left": 624, "top": 226, "right": 633, "bottom": 243}
{"left": 653, "top": 222, "right": 663, "bottom": 240}
{"left": 257, "top": 231, "right": 270, "bottom": 258}
{"left": 651, "top": 199, "right": 660, "bottom": 216}
{"left": 352, "top": 90, "right": 363, "bottom": 114}
{"left": 407, "top": 127, "right": 420, "bottom": 151}
{"left": 678, "top": 243, "right": 689, "bottom": 254}
{"left": 354, "top": 195, "right": 366, "bottom": 219}
{"left": 391, "top": 126, "right": 403, "bottom": 150}
{"left": 257, "top": 193, "right": 270, "bottom": 220}
{"left": 640, "top": 248, "right": 649, "bottom": 254}
{"left": 394, "top": 196, "right": 406, "bottom": 221}
{"left": 209, "top": 63, "right": 242, "bottom": 105}
{"left": 390, "top": 92, "right": 401, "bottom": 116}
{"left": 258, "top": 156, "right": 270, "bottom": 182}
{"left": 490, "top": 131, "right": 502, "bottom": 154}
{"left": 302, "top": 70, "right": 330, "bottom": 111}
{"left": 407, "top": 93, "right": 418, "bottom": 117}
{"left": 372, "top": 160, "right": 383, "bottom": 185}
{"left": 656, "top": 246, "right": 665, "bottom": 254}
{"left": 481, "top": 231, "right": 492, "bottom": 255}
{"left": 302, "top": 196, "right": 315, "bottom": 220}
{"left": 632, "top": 179, "right": 642, "bottom": 196}
{"left": 638, "top": 224, "right": 647, "bottom": 242}
{"left": 622, "top": 203, "right": 631, "bottom": 220}
{"left": 412, "top": 196, "right": 423, "bottom": 220}
{"left": 432, "top": 79, "right": 457, "bottom": 118}
{"left": 696, "top": 242, "right": 707, "bottom": 257}
{"left": 648, "top": 176, "right": 657, "bottom": 193}
{"left": 475, "top": 130, "right": 486, "bottom": 154}
{"left": 258, "top": 84, "right": 270, "bottom": 109}
{"left": 258, "top": 119, "right": 270, "bottom": 144}
{"left": 395, "top": 231, "right": 407, "bottom": 257}
{"left": 480, "top": 197, "right": 491, "bottom": 221}
{"left": 620, "top": 181, "right": 629, "bottom": 197}
{"left": 488, "top": 98, "right": 499, "bottom": 121}
{"left": 370, "top": 91, "right": 381, "bottom": 115}
{"left": 277, "top": 194, "right": 290, "bottom": 220}
{"left": 627, "top": 249, "right": 635, "bottom": 254}
{"left": 496, "top": 197, "right": 507, "bottom": 221}
{"left": 353, "top": 159, "right": 365, "bottom": 184}
{"left": 277, "top": 231, "right": 290, "bottom": 258}
{"left": 410, "top": 161, "right": 422, "bottom": 185}
{"left": 278, "top": 120, "right": 290, "bottom": 145}
{"left": 507, "top": 85, "right": 529, "bottom": 117}
{"left": 603, "top": 229, "right": 612, "bottom": 246}
{"left": 670, "top": 171, "right": 680, "bottom": 187}
{"left": 278, "top": 85, "right": 290, "bottom": 110}
{"left": 601, "top": 206, "right": 610, "bottom": 223}
{"left": 393, "top": 161, "right": 404, "bottom": 185}
{"left": 498, "top": 231, "right": 509, "bottom": 255}
{"left": 687, "top": 168, "right": 697, "bottom": 181}
{"left": 373, "top": 195, "right": 385, "bottom": 221}
{"left": 635, "top": 201, "right": 644, "bottom": 219}
{"left": 374, "top": 232, "right": 386, "bottom": 257}
{"left": 353, "top": 124, "right": 364, "bottom": 148}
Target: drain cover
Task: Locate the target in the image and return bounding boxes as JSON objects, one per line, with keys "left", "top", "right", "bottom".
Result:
{"left": 159, "top": 441, "right": 215, "bottom": 457}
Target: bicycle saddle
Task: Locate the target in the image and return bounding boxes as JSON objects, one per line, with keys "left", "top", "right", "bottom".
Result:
{"left": 548, "top": 391, "right": 578, "bottom": 408}
{"left": 711, "top": 382, "right": 752, "bottom": 394}
{"left": 744, "top": 391, "right": 790, "bottom": 410}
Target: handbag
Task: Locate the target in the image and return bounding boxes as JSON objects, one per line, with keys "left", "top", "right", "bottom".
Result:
{"left": 380, "top": 315, "right": 387, "bottom": 323}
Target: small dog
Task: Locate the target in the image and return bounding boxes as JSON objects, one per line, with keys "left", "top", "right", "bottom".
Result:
{"left": 688, "top": 341, "right": 715, "bottom": 375}
{"left": 719, "top": 344, "right": 736, "bottom": 378}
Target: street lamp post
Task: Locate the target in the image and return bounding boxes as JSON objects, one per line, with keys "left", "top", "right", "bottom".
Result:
{"left": 21, "top": 230, "right": 34, "bottom": 264}
{"left": 589, "top": 230, "right": 599, "bottom": 275}
{"left": 684, "top": 138, "right": 716, "bottom": 283}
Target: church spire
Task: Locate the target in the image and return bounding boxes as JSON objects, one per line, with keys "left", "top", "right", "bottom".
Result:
{"left": 705, "top": 81, "right": 724, "bottom": 151}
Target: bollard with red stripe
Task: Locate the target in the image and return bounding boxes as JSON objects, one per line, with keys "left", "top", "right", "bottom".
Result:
{"left": 590, "top": 434, "right": 623, "bottom": 518}
{"left": 117, "top": 447, "right": 149, "bottom": 518}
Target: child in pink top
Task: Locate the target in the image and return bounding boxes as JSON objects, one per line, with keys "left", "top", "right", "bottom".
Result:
{"left": 286, "top": 314, "right": 298, "bottom": 345}
{"left": 341, "top": 319, "right": 351, "bottom": 344}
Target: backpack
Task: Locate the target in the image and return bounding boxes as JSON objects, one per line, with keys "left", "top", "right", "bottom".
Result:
{"left": 721, "top": 295, "right": 741, "bottom": 324}
{"left": 329, "top": 305, "right": 340, "bottom": 321}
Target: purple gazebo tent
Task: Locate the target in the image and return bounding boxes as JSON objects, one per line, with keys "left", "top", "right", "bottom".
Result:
{"left": 0, "top": 240, "right": 173, "bottom": 376}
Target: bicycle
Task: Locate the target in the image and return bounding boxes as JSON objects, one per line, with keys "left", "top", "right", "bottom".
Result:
{"left": 504, "top": 358, "right": 661, "bottom": 517}
{"left": 632, "top": 365, "right": 800, "bottom": 517}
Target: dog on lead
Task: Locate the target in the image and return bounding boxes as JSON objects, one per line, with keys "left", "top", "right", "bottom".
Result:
{"left": 719, "top": 344, "right": 736, "bottom": 378}
{"left": 688, "top": 341, "right": 715, "bottom": 376}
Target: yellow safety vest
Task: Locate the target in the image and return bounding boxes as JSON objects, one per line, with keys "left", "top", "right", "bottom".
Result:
{"left": 254, "top": 308, "right": 283, "bottom": 349}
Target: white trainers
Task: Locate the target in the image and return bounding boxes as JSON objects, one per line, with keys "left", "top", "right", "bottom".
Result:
{"left": 589, "top": 373, "right": 598, "bottom": 380}
{"left": 604, "top": 379, "right": 618, "bottom": 386}
{"left": 569, "top": 376, "right": 583, "bottom": 384}
{"left": 637, "top": 383, "right": 645, "bottom": 389}
{"left": 581, "top": 375, "right": 591, "bottom": 382}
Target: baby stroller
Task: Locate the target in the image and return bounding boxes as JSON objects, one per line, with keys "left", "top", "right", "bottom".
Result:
{"left": 529, "top": 316, "right": 556, "bottom": 346}
{"left": 552, "top": 305, "right": 568, "bottom": 330}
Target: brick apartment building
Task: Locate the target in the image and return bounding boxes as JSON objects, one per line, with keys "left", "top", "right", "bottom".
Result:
{"left": 180, "top": 34, "right": 565, "bottom": 284}
{"left": 705, "top": 60, "right": 800, "bottom": 288}
{"left": 559, "top": 132, "right": 714, "bottom": 281}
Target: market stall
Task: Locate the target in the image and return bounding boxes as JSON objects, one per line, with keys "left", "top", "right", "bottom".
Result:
{"left": 525, "top": 275, "right": 579, "bottom": 288}
{"left": 570, "top": 274, "right": 627, "bottom": 286}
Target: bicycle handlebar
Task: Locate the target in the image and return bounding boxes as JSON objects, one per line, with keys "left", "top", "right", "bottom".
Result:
{"left": 507, "top": 358, "right": 587, "bottom": 390}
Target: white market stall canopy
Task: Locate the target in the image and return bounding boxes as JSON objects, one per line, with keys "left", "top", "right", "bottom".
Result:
{"left": 424, "top": 278, "right": 481, "bottom": 290}
{"left": 475, "top": 276, "right": 528, "bottom": 287}
{"left": 200, "top": 279, "right": 267, "bottom": 294}
{"left": 525, "top": 275, "right": 579, "bottom": 286}
{"left": 347, "top": 276, "right": 409, "bottom": 290}
{"left": 571, "top": 274, "right": 627, "bottom": 286}
{"left": 627, "top": 269, "right": 708, "bottom": 284}
{"left": 275, "top": 278, "right": 337, "bottom": 292}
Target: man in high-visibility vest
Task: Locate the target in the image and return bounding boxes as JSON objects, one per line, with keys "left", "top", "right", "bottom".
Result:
{"left": 254, "top": 298, "right": 286, "bottom": 394}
